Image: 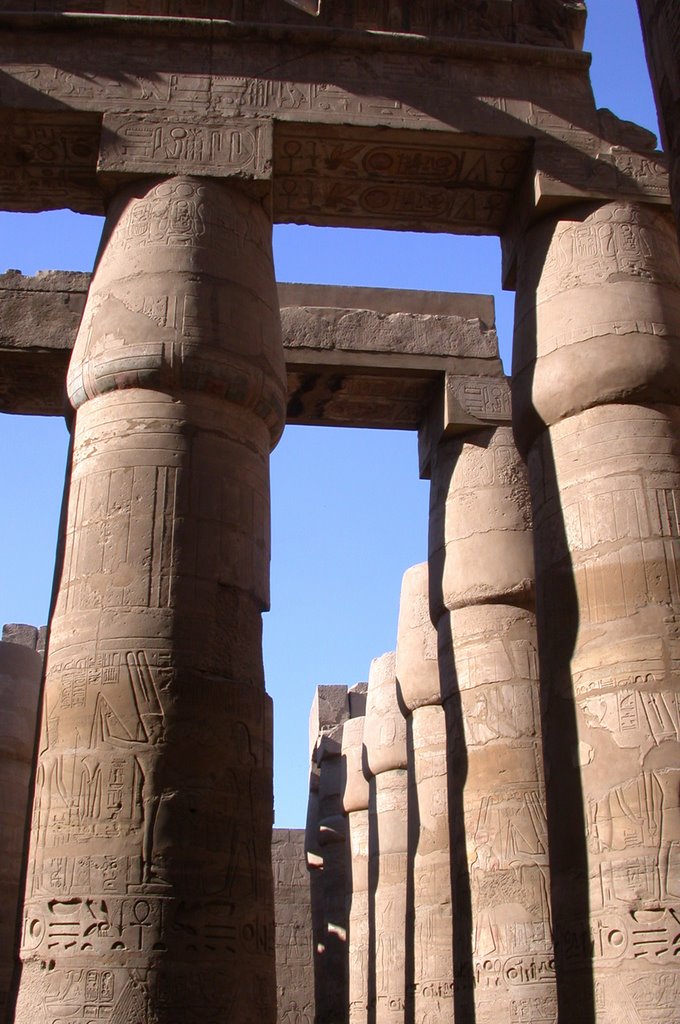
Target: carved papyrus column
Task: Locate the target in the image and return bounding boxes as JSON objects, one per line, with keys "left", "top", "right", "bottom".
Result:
{"left": 306, "top": 684, "right": 350, "bottom": 1024}
{"left": 341, "top": 715, "right": 370, "bottom": 1024}
{"left": 428, "top": 426, "right": 557, "bottom": 1023}
{"left": 0, "top": 627, "right": 43, "bottom": 1018}
{"left": 13, "top": 176, "right": 286, "bottom": 1024}
{"left": 394, "top": 563, "right": 453, "bottom": 1023}
{"left": 513, "top": 200, "right": 680, "bottom": 1021}
{"left": 363, "top": 652, "right": 408, "bottom": 1024}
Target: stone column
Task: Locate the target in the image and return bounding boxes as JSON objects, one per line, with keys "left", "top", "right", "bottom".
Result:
{"left": 363, "top": 652, "right": 408, "bottom": 1024}
{"left": 635, "top": 1, "right": 680, "bottom": 237}
{"left": 0, "top": 626, "right": 43, "bottom": 1019}
{"left": 341, "top": 715, "right": 370, "bottom": 1024}
{"left": 306, "top": 684, "right": 351, "bottom": 1024}
{"left": 394, "top": 563, "right": 453, "bottom": 1024}
{"left": 272, "top": 829, "right": 315, "bottom": 1024}
{"left": 513, "top": 200, "right": 680, "bottom": 1021}
{"left": 13, "top": 176, "right": 287, "bottom": 1024}
{"left": 428, "top": 425, "right": 557, "bottom": 1023}
{"left": 316, "top": 732, "right": 349, "bottom": 1024}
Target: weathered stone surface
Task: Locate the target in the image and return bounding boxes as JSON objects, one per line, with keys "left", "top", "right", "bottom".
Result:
{"left": 395, "top": 563, "right": 440, "bottom": 712}
{"left": 0, "top": 1, "right": 587, "bottom": 49}
{"left": 363, "top": 653, "right": 408, "bottom": 778}
{"left": 427, "top": 427, "right": 557, "bottom": 1023}
{"left": 99, "top": 114, "right": 273, "bottom": 186}
{"left": 341, "top": 716, "right": 369, "bottom": 1024}
{"left": 12, "top": 176, "right": 286, "bottom": 1024}
{"left": 363, "top": 654, "right": 408, "bottom": 1024}
{"left": 513, "top": 198, "right": 680, "bottom": 1021}
{"left": 0, "top": 12, "right": 667, "bottom": 229}
{"left": 513, "top": 202, "right": 680, "bottom": 456}
{"left": 428, "top": 426, "right": 534, "bottom": 624}
{"left": 0, "top": 632, "right": 42, "bottom": 1020}
{"left": 395, "top": 565, "right": 453, "bottom": 1023}
{"left": 273, "top": 829, "right": 314, "bottom": 1024}
{"left": 0, "top": 273, "right": 501, "bottom": 430}
{"left": 306, "top": 686, "right": 349, "bottom": 1024}
{"left": 1, "top": 623, "right": 40, "bottom": 649}
{"left": 408, "top": 704, "right": 453, "bottom": 1022}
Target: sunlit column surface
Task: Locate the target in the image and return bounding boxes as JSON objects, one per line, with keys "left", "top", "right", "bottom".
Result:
{"left": 513, "top": 199, "right": 680, "bottom": 1022}
{"left": 13, "top": 176, "right": 286, "bottom": 1024}
{"left": 429, "top": 425, "right": 557, "bottom": 1023}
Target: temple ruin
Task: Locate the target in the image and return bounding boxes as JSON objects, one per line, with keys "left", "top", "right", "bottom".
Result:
{"left": 1, "top": 1, "right": 680, "bottom": 1022}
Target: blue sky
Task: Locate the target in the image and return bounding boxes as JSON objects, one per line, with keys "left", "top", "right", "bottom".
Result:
{"left": 0, "top": 0, "right": 659, "bottom": 826}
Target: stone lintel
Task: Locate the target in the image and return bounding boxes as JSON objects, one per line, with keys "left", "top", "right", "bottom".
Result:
{"left": 0, "top": 273, "right": 501, "bottom": 432}
{"left": 417, "top": 371, "right": 511, "bottom": 478}
{"left": 0, "top": 21, "right": 666, "bottom": 230}
{"left": 501, "top": 121, "right": 672, "bottom": 287}
{"left": 98, "top": 114, "right": 273, "bottom": 188}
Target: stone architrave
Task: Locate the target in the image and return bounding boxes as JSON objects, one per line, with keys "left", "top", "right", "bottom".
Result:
{"left": 12, "top": 176, "right": 287, "bottom": 1024}
{"left": 512, "top": 199, "right": 680, "bottom": 1022}
{"left": 394, "top": 563, "right": 453, "bottom": 1024}
{"left": 426, "top": 426, "right": 557, "bottom": 1023}
{"left": 341, "top": 714, "right": 370, "bottom": 1024}
{"left": 362, "top": 652, "right": 408, "bottom": 1024}
{"left": 0, "top": 626, "right": 43, "bottom": 1019}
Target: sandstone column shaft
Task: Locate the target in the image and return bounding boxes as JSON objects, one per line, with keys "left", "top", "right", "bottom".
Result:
{"left": 513, "top": 200, "right": 680, "bottom": 1022}
{"left": 0, "top": 628, "right": 43, "bottom": 1019}
{"left": 428, "top": 426, "right": 557, "bottom": 1023}
{"left": 341, "top": 715, "right": 370, "bottom": 1024}
{"left": 13, "top": 176, "right": 286, "bottom": 1024}
{"left": 395, "top": 563, "right": 453, "bottom": 1024}
{"left": 363, "top": 652, "right": 408, "bottom": 1024}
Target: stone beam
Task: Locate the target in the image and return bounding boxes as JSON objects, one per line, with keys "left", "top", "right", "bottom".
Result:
{"left": 0, "top": 15, "right": 670, "bottom": 231}
{"left": 0, "top": 273, "right": 505, "bottom": 431}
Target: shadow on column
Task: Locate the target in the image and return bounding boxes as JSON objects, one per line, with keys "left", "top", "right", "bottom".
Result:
{"left": 402, "top": 709, "right": 418, "bottom": 1024}
{"left": 427, "top": 449, "right": 475, "bottom": 1024}
{"left": 363, "top": 747, "right": 377, "bottom": 1024}
{"left": 513, "top": 236, "right": 595, "bottom": 1023}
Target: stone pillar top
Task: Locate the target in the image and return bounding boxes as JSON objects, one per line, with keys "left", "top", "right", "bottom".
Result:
{"left": 309, "top": 684, "right": 350, "bottom": 762}
{"left": 395, "top": 562, "right": 440, "bottom": 712}
{"left": 341, "top": 715, "right": 369, "bottom": 814}
{"left": 363, "top": 652, "right": 408, "bottom": 778}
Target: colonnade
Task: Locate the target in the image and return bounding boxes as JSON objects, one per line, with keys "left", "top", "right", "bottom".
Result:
{"left": 1, "top": 176, "right": 679, "bottom": 1023}
{"left": 307, "top": 200, "right": 680, "bottom": 1024}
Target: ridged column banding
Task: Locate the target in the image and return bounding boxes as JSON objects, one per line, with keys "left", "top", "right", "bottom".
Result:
{"left": 429, "top": 425, "right": 557, "bottom": 1024}
{"left": 341, "top": 715, "right": 370, "bottom": 1024}
{"left": 395, "top": 563, "right": 453, "bottom": 1023}
{"left": 513, "top": 200, "right": 680, "bottom": 1022}
{"left": 363, "top": 652, "right": 408, "bottom": 1024}
{"left": 13, "top": 176, "right": 287, "bottom": 1024}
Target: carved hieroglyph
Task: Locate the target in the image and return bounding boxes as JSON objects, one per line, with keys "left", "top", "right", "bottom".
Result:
{"left": 272, "top": 829, "right": 315, "bottom": 1024}
{"left": 0, "top": 631, "right": 43, "bottom": 1018}
{"left": 306, "top": 685, "right": 350, "bottom": 1024}
{"left": 12, "top": 176, "right": 287, "bottom": 1024}
{"left": 341, "top": 715, "right": 370, "bottom": 1024}
{"left": 363, "top": 652, "right": 408, "bottom": 1024}
{"left": 513, "top": 200, "right": 680, "bottom": 1022}
{"left": 395, "top": 563, "right": 453, "bottom": 1023}
{"left": 427, "top": 426, "right": 557, "bottom": 1024}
